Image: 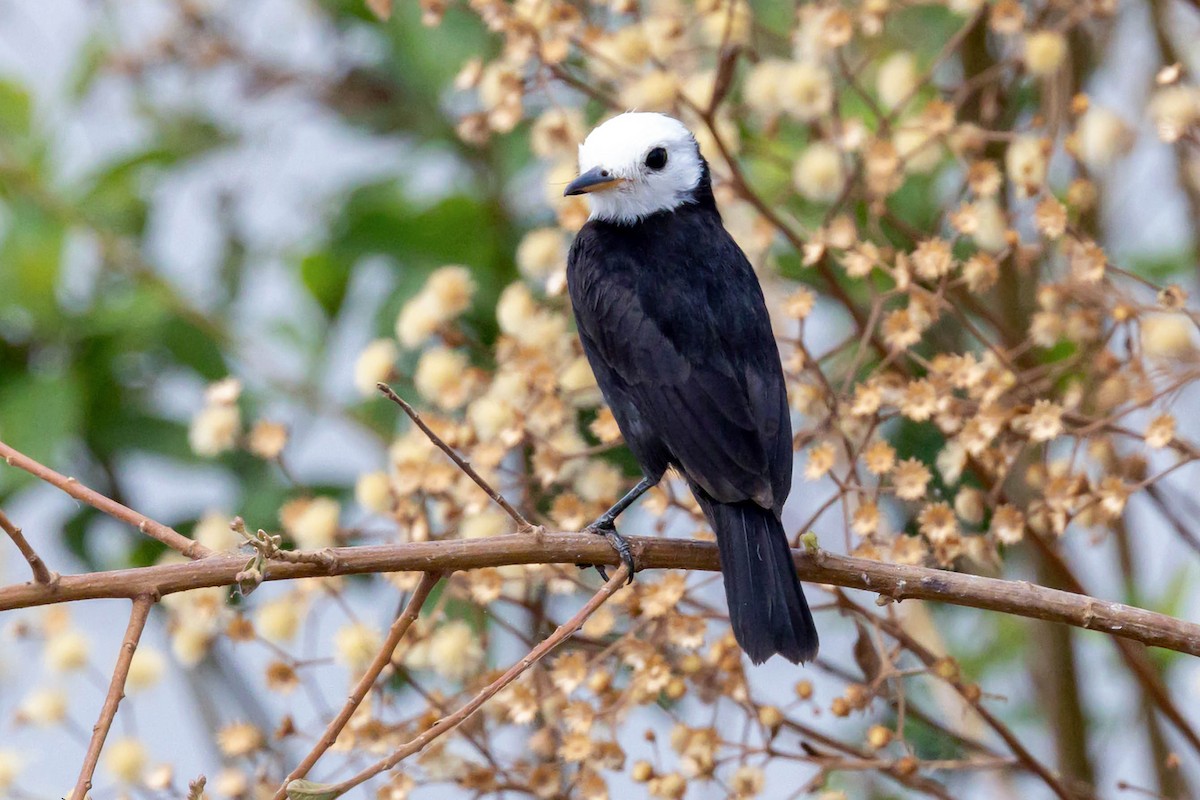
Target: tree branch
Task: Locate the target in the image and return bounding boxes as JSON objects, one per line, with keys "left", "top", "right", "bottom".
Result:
{"left": 0, "top": 507, "right": 56, "bottom": 584}
{"left": 838, "top": 593, "right": 1084, "bottom": 800}
{"left": 377, "top": 384, "right": 536, "bottom": 532}
{"left": 70, "top": 593, "right": 156, "bottom": 800}
{"left": 318, "top": 564, "right": 629, "bottom": 795}
{"left": 274, "top": 571, "right": 442, "bottom": 796}
{"left": 2, "top": 533, "right": 1197, "bottom": 657}
{"left": 0, "top": 440, "right": 211, "bottom": 560}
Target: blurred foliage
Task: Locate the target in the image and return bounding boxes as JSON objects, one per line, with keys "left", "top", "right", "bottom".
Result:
{"left": 1, "top": 0, "right": 1199, "bottom": 797}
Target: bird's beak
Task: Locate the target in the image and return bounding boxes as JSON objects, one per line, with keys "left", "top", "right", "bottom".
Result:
{"left": 564, "top": 167, "right": 625, "bottom": 196}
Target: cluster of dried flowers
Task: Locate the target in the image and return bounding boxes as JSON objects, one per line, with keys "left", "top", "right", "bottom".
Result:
{"left": 5, "top": 0, "right": 1200, "bottom": 798}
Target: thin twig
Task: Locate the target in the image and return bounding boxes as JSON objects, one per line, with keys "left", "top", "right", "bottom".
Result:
{"left": 2, "top": 533, "right": 1199, "bottom": 657}
{"left": 274, "top": 571, "right": 442, "bottom": 796}
{"left": 70, "top": 593, "right": 156, "bottom": 800}
{"left": 0, "top": 507, "right": 55, "bottom": 584}
{"left": 377, "top": 384, "right": 536, "bottom": 532}
{"left": 0, "top": 440, "right": 210, "bottom": 560}
{"left": 316, "top": 564, "right": 628, "bottom": 795}
{"left": 838, "top": 593, "right": 1083, "bottom": 800}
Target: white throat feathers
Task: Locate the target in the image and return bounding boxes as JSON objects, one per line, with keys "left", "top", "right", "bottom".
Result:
{"left": 569, "top": 113, "right": 705, "bottom": 225}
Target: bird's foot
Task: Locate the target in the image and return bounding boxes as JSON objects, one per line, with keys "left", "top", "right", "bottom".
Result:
{"left": 581, "top": 518, "right": 636, "bottom": 584}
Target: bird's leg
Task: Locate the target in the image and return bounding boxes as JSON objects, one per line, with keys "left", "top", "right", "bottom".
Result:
{"left": 584, "top": 477, "right": 655, "bottom": 584}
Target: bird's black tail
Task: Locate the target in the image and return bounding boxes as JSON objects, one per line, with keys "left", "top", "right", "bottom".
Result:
{"left": 697, "top": 497, "right": 819, "bottom": 665}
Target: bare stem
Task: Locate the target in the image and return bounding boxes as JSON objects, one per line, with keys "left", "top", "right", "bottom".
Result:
{"left": 70, "top": 593, "right": 156, "bottom": 800}
{"left": 2, "top": 533, "right": 1198, "bottom": 657}
{"left": 0, "top": 440, "right": 210, "bottom": 560}
{"left": 0, "top": 507, "right": 55, "bottom": 584}
{"left": 839, "top": 593, "right": 1082, "bottom": 800}
{"left": 319, "top": 564, "right": 629, "bottom": 795}
{"left": 377, "top": 384, "right": 536, "bottom": 532}
{"left": 274, "top": 571, "right": 442, "bottom": 796}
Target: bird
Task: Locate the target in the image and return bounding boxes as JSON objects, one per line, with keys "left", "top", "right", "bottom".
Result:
{"left": 563, "top": 111, "right": 819, "bottom": 665}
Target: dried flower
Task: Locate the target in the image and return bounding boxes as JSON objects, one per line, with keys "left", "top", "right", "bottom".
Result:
{"left": 882, "top": 308, "right": 924, "bottom": 351}
{"left": 256, "top": 597, "right": 302, "bottom": 643}
{"left": 866, "top": 725, "right": 893, "bottom": 750}
{"left": 335, "top": 623, "right": 382, "bottom": 672}
{"left": 1142, "top": 315, "right": 1196, "bottom": 359}
{"left": 1023, "top": 399, "right": 1064, "bottom": 442}
{"left": 851, "top": 500, "right": 880, "bottom": 537}
{"left": 189, "top": 403, "right": 240, "bottom": 457}
{"left": 217, "top": 722, "right": 264, "bottom": 758}
{"left": 127, "top": 647, "right": 166, "bottom": 693}
{"left": 105, "top": 737, "right": 148, "bottom": 784}
{"left": 171, "top": 622, "right": 214, "bottom": 667}
{"left": 863, "top": 440, "right": 896, "bottom": 475}
{"left": 730, "top": 765, "right": 765, "bottom": 797}
{"left": 972, "top": 198, "right": 1008, "bottom": 252}
{"left": 45, "top": 630, "right": 89, "bottom": 672}
{"left": 194, "top": 510, "right": 239, "bottom": 552}
{"left": 355, "top": 471, "right": 393, "bottom": 514}
{"left": 430, "top": 620, "right": 484, "bottom": 680}
{"left": 531, "top": 108, "right": 584, "bottom": 159}
{"left": 954, "top": 488, "right": 986, "bottom": 526}
{"left": 893, "top": 458, "right": 932, "bottom": 501}
{"left": 248, "top": 420, "right": 288, "bottom": 460}
{"left": 1149, "top": 86, "right": 1200, "bottom": 142}
{"left": 1073, "top": 106, "right": 1129, "bottom": 170}
{"left": 1033, "top": 197, "right": 1067, "bottom": 239}
{"left": 918, "top": 502, "right": 959, "bottom": 544}
{"left": 876, "top": 52, "right": 917, "bottom": 109}
{"left": 460, "top": 509, "right": 511, "bottom": 539}
{"left": 516, "top": 228, "right": 567, "bottom": 280}
{"left": 991, "top": 505, "right": 1026, "bottom": 545}
{"left": 1023, "top": 31, "right": 1067, "bottom": 76}
{"left": 912, "top": 239, "right": 955, "bottom": 281}
{"left": 18, "top": 687, "right": 67, "bottom": 726}
{"left": 1145, "top": 414, "right": 1176, "bottom": 449}
{"left": 804, "top": 441, "right": 837, "bottom": 480}
{"left": 282, "top": 496, "right": 341, "bottom": 549}
{"left": 785, "top": 287, "right": 816, "bottom": 319}
{"left": 1006, "top": 135, "right": 1047, "bottom": 196}
{"left": 778, "top": 61, "right": 834, "bottom": 121}
{"left": 793, "top": 142, "right": 845, "bottom": 202}
{"left": 415, "top": 347, "right": 474, "bottom": 410}
{"left": 354, "top": 339, "right": 399, "bottom": 396}
{"left": 0, "top": 750, "right": 20, "bottom": 789}
{"left": 621, "top": 70, "right": 679, "bottom": 111}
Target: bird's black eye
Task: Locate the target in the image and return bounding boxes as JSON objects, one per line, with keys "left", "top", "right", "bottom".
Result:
{"left": 644, "top": 147, "right": 668, "bottom": 171}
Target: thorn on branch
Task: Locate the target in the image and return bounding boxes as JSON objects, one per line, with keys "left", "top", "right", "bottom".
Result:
{"left": 376, "top": 382, "right": 537, "bottom": 533}
{"left": 0, "top": 507, "right": 57, "bottom": 585}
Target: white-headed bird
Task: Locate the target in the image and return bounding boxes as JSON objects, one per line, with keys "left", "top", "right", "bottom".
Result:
{"left": 564, "top": 112, "right": 819, "bottom": 664}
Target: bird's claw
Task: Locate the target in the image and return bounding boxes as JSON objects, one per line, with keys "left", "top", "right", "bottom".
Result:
{"left": 582, "top": 519, "right": 635, "bottom": 585}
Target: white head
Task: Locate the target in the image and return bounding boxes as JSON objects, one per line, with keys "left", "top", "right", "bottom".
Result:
{"left": 564, "top": 112, "right": 706, "bottom": 225}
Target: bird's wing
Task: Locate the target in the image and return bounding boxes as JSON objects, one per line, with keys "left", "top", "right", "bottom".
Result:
{"left": 570, "top": 243, "right": 792, "bottom": 512}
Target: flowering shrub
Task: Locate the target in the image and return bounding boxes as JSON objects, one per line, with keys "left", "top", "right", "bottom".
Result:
{"left": 1, "top": 0, "right": 1199, "bottom": 798}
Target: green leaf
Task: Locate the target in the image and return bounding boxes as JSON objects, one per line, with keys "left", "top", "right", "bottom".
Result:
{"left": 0, "top": 370, "right": 83, "bottom": 493}
{"left": 0, "top": 78, "right": 32, "bottom": 137}
{"left": 160, "top": 317, "right": 229, "bottom": 380}
{"left": 0, "top": 198, "right": 66, "bottom": 320}
{"left": 68, "top": 34, "right": 110, "bottom": 101}
{"left": 285, "top": 779, "right": 341, "bottom": 800}
{"left": 300, "top": 249, "right": 353, "bottom": 318}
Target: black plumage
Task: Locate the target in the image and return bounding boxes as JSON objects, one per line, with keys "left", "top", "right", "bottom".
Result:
{"left": 566, "top": 158, "right": 819, "bottom": 665}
